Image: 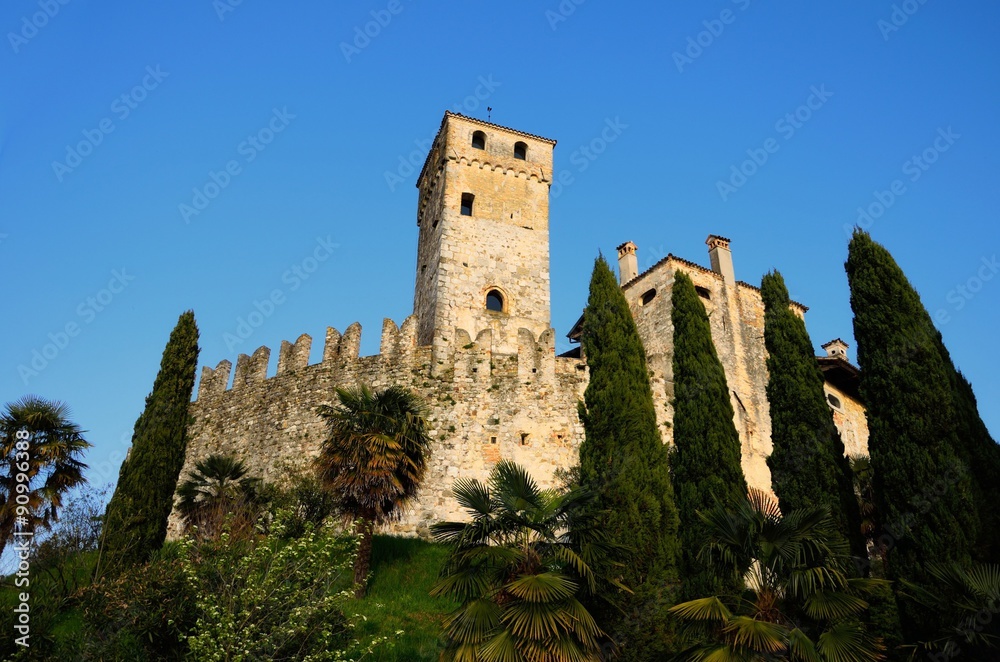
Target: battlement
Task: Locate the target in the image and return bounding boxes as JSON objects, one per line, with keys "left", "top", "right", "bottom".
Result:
{"left": 177, "top": 313, "right": 588, "bottom": 540}
{"left": 195, "top": 315, "right": 579, "bottom": 401}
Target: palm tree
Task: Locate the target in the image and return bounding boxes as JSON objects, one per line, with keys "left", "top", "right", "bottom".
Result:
{"left": 669, "top": 488, "right": 887, "bottom": 661}
{"left": 431, "top": 460, "right": 618, "bottom": 662}
{"left": 315, "top": 384, "right": 430, "bottom": 598}
{"left": 176, "top": 454, "right": 262, "bottom": 539}
{"left": 0, "top": 396, "right": 91, "bottom": 558}
{"left": 899, "top": 562, "right": 1000, "bottom": 659}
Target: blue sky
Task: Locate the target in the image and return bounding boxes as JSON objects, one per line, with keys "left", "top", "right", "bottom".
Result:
{"left": 2, "top": 0, "right": 998, "bottom": 492}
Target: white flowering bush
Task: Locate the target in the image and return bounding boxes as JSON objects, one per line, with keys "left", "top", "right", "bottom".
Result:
{"left": 180, "top": 510, "right": 395, "bottom": 661}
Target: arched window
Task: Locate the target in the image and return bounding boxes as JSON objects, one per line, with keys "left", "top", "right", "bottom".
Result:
{"left": 513, "top": 141, "right": 527, "bottom": 160}
{"left": 461, "top": 192, "right": 474, "bottom": 216}
{"left": 486, "top": 289, "right": 505, "bottom": 312}
{"left": 640, "top": 289, "right": 657, "bottom": 306}
{"left": 472, "top": 131, "right": 486, "bottom": 150}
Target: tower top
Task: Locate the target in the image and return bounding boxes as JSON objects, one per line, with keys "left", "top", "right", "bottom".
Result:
{"left": 822, "top": 338, "right": 850, "bottom": 359}
{"left": 416, "top": 112, "right": 557, "bottom": 189}
{"left": 706, "top": 234, "right": 732, "bottom": 250}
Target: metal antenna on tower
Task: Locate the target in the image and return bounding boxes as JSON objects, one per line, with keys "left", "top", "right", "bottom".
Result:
{"left": 487, "top": 107, "right": 492, "bottom": 121}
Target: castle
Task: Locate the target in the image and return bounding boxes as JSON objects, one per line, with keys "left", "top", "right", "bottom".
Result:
{"left": 168, "top": 112, "right": 869, "bottom": 538}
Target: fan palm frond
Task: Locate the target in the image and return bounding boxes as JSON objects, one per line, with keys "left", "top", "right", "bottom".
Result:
{"left": 434, "top": 461, "right": 613, "bottom": 661}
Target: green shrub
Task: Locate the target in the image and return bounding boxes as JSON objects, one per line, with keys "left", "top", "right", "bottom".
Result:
{"left": 180, "top": 510, "right": 393, "bottom": 661}
{"left": 79, "top": 554, "right": 196, "bottom": 660}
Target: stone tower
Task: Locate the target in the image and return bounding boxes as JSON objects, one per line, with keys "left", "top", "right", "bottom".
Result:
{"left": 413, "top": 112, "right": 556, "bottom": 358}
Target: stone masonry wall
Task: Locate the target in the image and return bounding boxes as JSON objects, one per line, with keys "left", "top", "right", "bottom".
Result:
{"left": 622, "top": 256, "right": 858, "bottom": 496}
{"left": 825, "top": 382, "right": 870, "bottom": 458}
{"left": 168, "top": 317, "right": 587, "bottom": 540}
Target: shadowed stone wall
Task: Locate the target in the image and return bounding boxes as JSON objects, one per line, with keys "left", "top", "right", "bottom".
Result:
{"left": 168, "top": 317, "right": 588, "bottom": 539}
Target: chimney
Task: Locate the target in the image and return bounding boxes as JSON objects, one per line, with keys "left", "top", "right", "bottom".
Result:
{"left": 706, "top": 235, "right": 735, "bottom": 286}
{"left": 822, "top": 338, "right": 849, "bottom": 360}
{"left": 616, "top": 241, "right": 638, "bottom": 284}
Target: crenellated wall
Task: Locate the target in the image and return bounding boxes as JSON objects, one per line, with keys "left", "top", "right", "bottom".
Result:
{"left": 168, "top": 316, "right": 588, "bottom": 539}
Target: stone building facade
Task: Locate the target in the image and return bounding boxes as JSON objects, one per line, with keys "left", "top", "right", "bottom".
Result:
{"left": 168, "top": 112, "right": 869, "bottom": 538}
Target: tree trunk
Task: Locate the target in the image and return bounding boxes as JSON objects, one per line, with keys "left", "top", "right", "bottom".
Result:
{"left": 353, "top": 518, "right": 374, "bottom": 598}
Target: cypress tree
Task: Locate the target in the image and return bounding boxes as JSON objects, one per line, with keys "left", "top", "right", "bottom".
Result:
{"left": 577, "top": 256, "right": 680, "bottom": 659}
{"left": 935, "top": 349, "right": 1000, "bottom": 563}
{"left": 99, "top": 311, "right": 200, "bottom": 575}
{"left": 761, "top": 270, "right": 865, "bottom": 558}
{"left": 845, "top": 231, "right": 976, "bottom": 633}
{"left": 669, "top": 271, "right": 747, "bottom": 599}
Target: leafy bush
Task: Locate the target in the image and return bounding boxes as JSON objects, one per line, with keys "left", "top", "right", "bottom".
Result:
{"left": 79, "top": 509, "right": 393, "bottom": 661}
{"left": 181, "top": 510, "right": 393, "bottom": 661}
{"left": 80, "top": 552, "right": 196, "bottom": 660}
{"left": 269, "top": 471, "right": 339, "bottom": 540}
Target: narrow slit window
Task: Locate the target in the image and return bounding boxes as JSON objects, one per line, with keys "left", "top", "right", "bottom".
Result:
{"left": 461, "top": 193, "right": 474, "bottom": 216}
{"left": 486, "top": 289, "right": 504, "bottom": 312}
{"left": 472, "top": 131, "right": 486, "bottom": 150}
{"left": 513, "top": 141, "right": 527, "bottom": 160}
{"left": 520, "top": 433, "right": 530, "bottom": 446}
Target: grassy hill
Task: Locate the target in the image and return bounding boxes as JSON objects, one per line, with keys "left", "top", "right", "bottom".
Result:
{"left": 353, "top": 535, "right": 458, "bottom": 661}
